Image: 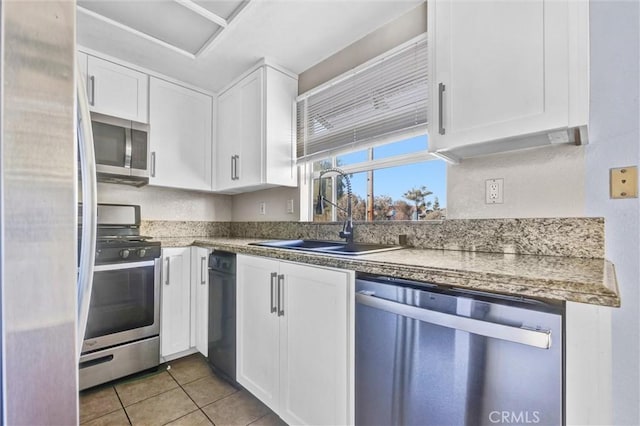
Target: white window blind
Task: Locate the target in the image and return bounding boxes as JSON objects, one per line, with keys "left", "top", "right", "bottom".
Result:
{"left": 297, "top": 37, "right": 428, "bottom": 162}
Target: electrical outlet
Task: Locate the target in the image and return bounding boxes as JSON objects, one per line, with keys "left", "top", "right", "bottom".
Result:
{"left": 259, "top": 202, "right": 266, "bottom": 215}
{"left": 485, "top": 178, "right": 504, "bottom": 204}
{"left": 286, "top": 199, "right": 295, "bottom": 214}
{"left": 610, "top": 166, "right": 638, "bottom": 199}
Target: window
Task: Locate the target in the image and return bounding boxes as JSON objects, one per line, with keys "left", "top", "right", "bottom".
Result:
{"left": 297, "top": 35, "right": 446, "bottom": 222}
{"left": 297, "top": 36, "right": 428, "bottom": 162}
{"left": 310, "top": 135, "right": 446, "bottom": 222}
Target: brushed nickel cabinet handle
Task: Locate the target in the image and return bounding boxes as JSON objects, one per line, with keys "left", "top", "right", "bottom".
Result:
{"left": 89, "top": 75, "right": 95, "bottom": 106}
{"left": 151, "top": 152, "right": 156, "bottom": 177}
{"left": 165, "top": 257, "right": 170, "bottom": 285}
{"left": 270, "top": 272, "right": 278, "bottom": 313}
{"left": 231, "top": 155, "right": 240, "bottom": 180}
{"left": 277, "top": 274, "right": 285, "bottom": 317}
{"left": 200, "top": 257, "right": 207, "bottom": 285}
{"left": 438, "top": 82, "right": 446, "bottom": 135}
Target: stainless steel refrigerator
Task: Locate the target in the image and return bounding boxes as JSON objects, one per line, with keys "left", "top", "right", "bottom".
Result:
{"left": 1, "top": 2, "right": 96, "bottom": 423}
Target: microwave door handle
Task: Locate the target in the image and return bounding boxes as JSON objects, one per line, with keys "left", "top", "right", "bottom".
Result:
{"left": 124, "top": 128, "right": 132, "bottom": 169}
{"left": 76, "top": 64, "right": 98, "bottom": 359}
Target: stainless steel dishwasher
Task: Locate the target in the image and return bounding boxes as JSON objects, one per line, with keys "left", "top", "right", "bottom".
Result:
{"left": 208, "top": 251, "right": 237, "bottom": 384}
{"left": 356, "top": 275, "right": 564, "bottom": 426}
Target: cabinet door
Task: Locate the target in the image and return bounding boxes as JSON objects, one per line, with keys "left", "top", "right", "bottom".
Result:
{"left": 236, "top": 68, "right": 264, "bottom": 187}
{"left": 264, "top": 67, "right": 297, "bottom": 187}
{"left": 236, "top": 255, "right": 280, "bottom": 412}
{"left": 149, "top": 77, "right": 213, "bottom": 191}
{"left": 429, "top": 0, "right": 568, "bottom": 152}
{"left": 160, "top": 247, "right": 191, "bottom": 358}
{"left": 216, "top": 68, "right": 264, "bottom": 192}
{"left": 216, "top": 88, "right": 241, "bottom": 190}
{"left": 278, "top": 262, "right": 353, "bottom": 426}
{"left": 87, "top": 55, "right": 149, "bottom": 123}
{"left": 191, "top": 247, "right": 209, "bottom": 356}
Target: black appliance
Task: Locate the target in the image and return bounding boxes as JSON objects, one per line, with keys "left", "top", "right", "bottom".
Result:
{"left": 208, "top": 251, "right": 237, "bottom": 383}
{"left": 78, "top": 204, "right": 161, "bottom": 390}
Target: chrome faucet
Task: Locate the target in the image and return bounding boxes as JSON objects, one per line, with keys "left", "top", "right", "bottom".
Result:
{"left": 314, "top": 167, "right": 354, "bottom": 246}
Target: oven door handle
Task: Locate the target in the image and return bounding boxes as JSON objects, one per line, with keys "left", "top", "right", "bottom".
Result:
{"left": 94, "top": 260, "right": 156, "bottom": 272}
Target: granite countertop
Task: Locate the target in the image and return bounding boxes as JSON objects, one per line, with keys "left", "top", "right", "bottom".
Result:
{"left": 159, "top": 237, "right": 620, "bottom": 307}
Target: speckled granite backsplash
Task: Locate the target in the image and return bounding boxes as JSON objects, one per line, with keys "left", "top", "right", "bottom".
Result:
{"left": 141, "top": 220, "right": 231, "bottom": 238}
{"left": 143, "top": 218, "right": 604, "bottom": 258}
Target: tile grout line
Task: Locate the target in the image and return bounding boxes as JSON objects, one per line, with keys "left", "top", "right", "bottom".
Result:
{"left": 112, "top": 385, "right": 133, "bottom": 425}
{"left": 174, "top": 373, "right": 212, "bottom": 425}
{"left": 79, "top": 385, "right": 126, "bottom": 425}
{"left": 83, "top": 355, "right": 269, "bottom": 426}
{"left": 172, "top": 365, "right": 241, "bottom": 426}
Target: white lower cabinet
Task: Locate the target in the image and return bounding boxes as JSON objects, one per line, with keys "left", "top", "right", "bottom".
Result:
{"left": 160, "top": 247, "right": 191, "bottom": 358}
{"left": 160, "top": 247, "right": 209, "bottom": 360}
{"left": 565, "top": 301, "right": 613, "bottom": 425}
{"left": 237, "top": 254, "right": 354, "bottom": 425}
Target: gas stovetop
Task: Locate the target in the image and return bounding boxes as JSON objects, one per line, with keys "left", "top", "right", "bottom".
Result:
{"left": 79, "top": 204, "right": 162, "bottom": 264}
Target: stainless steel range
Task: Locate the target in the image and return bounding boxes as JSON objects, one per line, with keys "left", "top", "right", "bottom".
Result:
{"left": 78, "top": 204, "right": 161, "bottom": 390}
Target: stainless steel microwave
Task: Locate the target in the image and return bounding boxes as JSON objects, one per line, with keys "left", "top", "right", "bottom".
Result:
{"left": 91, "top": 112, "right": 150, "bottom": 187}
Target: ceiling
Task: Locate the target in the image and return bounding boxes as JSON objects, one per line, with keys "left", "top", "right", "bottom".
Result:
{"left": 77, "top": 0, "right": 424, "bottom": 93}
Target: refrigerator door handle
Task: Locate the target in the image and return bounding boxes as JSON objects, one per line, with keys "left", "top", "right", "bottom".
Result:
{"left": 355, "top": 292, "right": 552, "bottom": 349}
{"left": 76, "top": 62, "right": 98, "bottom": 359}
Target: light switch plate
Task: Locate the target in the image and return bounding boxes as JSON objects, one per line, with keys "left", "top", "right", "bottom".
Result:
{"left": 286, "top": 199, "right": 295, "bottom": 214}
{"left": 610, "top": 166, "right": 638, "bottom": 199}
{"left": 259, "top": 202, "right": 266, "bottom": 215}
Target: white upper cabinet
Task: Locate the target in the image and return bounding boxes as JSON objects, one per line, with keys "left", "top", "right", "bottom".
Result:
{"left": 216, "top": 63, "right": 298, "bottom": 193}
{"left": 428, "top": 0, "right": 588, "bottom": 157}
{"left": 149, "top": 77, "right": 214, "bottom": 191}
{"left": 86, "top": 55, "right": 149, "bottom": 123}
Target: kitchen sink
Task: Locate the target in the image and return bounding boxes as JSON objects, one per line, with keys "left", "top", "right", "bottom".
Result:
{"left": 249, "top": 239, "right": 404, "bottom": 255}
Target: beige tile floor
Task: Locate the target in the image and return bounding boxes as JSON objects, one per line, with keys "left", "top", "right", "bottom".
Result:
{"left": 80, "top": 354, "right": 286, "bottom": 426}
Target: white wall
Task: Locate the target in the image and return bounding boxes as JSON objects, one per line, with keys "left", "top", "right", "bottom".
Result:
{"left": 96, "top": 183, "right": 232, "bottom": 221}
{"left": 298, "top": 2, "right": 427, "bottom": 94}
{"left": 447, "top": 144, "right": 586, "bottom": 219}
{"left": 585, "top": 1, "right": 639, "bottom": 424}
{"left": 231, "top": 186, "right": 299, "bottom": 221}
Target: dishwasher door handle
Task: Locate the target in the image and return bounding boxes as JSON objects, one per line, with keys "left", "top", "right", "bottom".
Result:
{"left": 355, "top": 293, "right": 552, "bottom": 349}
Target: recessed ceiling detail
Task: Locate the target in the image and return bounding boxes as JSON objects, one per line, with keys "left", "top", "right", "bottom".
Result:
{"left": 77, "top": 0, "right": 250, "bottom": 59}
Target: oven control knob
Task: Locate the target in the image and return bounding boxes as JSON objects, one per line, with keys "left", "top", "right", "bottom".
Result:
{"left": 138, "top": 248, "right": 147, "bottom": 258}
{"left": 119, "top": 249, "right": 130, "bottom": 259}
